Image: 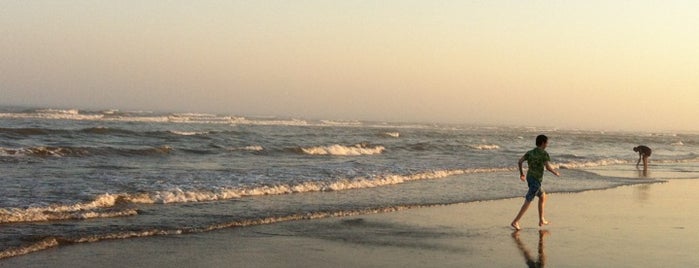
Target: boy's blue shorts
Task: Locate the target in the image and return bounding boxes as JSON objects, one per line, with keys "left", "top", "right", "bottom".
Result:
{"left": 525, "top": 176, "right": 544, "bottom": 201}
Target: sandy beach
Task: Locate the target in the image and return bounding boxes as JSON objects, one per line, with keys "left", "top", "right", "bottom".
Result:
{"left": 3, "top": 178, "right": 699, "bottom": 267}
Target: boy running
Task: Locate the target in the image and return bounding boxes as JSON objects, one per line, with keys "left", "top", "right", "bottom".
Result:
{"left": 511, "top": 134, "right": 560, "bottom": 230}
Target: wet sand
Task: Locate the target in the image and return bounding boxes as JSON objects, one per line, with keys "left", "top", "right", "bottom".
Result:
{"left": 2, "top": 179, "right": 699, "bottom": 267}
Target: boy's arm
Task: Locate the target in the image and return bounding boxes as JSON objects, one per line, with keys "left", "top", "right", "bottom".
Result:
{"left": 545, "top": 162, "right": 560, "bottom": 177}
{"left": 518, "top": 156, "right": 526, "bottom": 181}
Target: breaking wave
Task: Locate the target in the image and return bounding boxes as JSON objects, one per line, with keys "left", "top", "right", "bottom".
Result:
{"left": 0, "top": 167, "right": 513, "bottom": 225}
{"left": 168, "top": 130, "right": 211, "bottom": 136}
{"left": 0, "top": 146, "right": 173, "bottom": 157}
{"left": 300, "top": 144, "right": 385, "bottom": 156}
{"left": 382, "top": 132, "right": 400, "bottom": 138}
{"left": 0, "top": 109, "right": 312, "bottom": 127}
{"left": 0, "top": 192, "right": 142, "bottom": 224}
{"left": 557, "top": 158, "right": 631, "bottom": 169}
{"left": 470, "top": 144, "right": 500, "bottom": 150}
{"left": 228, "top": 145, "right": 264, "bottom": 152}
{"left": 0, "top": 146, "right": 91, "bottom": 157}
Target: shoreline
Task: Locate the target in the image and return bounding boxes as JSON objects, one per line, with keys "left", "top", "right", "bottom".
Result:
{"left": 2, "top": 179, "right": 699, "bottom": 267}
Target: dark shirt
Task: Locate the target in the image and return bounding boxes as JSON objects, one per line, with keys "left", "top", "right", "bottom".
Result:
{"left": 635, "top": 145, "right": 651, "bottom": 156}
{"left": 523, "top": 147, "right": 551, "bottom": 181}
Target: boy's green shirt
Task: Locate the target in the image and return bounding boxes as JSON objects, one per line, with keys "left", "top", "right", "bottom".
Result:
{"left": 524, "top": 147, "right": 550, "bottom": 181}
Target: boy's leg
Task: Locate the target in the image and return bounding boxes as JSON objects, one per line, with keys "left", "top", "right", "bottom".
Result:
{"left": 513, "top": 177, "right": 540, "bottom": 230}
{"left": 538, "top": 193, "right": 549, "bottom": 227}
{"left": 511, "top": 200, "right": 531, "bottom": 230}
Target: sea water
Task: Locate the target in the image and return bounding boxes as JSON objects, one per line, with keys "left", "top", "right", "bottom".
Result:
{"left": 1, "top": 107, "right": 698, "bottom": 258}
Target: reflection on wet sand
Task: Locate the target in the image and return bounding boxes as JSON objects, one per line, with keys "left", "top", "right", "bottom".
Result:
{"left": 633, "top": 183, "right": 653, "bottom": 203}
{"left": 638, "top": 167, "right": 649, "bottom": 178}
{"left": 512, "top": 230, "right": 549, "bottom": 268}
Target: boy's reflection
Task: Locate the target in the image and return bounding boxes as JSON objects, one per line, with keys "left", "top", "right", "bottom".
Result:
{"left": 511, "top": 230, "right": 549, "bottom": 268}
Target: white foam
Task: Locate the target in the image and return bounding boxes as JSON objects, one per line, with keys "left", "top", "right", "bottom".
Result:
{"left": 35, "top": 108, "right": 79, "bottom": 115}
{"left": 0, "top": 108, "right": 442, "bottom": 130}
{"left": 383, "top": 132, "right": 400, "bottom": 138}
{"left": 0, "top": 237, "right": 60, "bottom": 260}
{"left": 171, "top": 112, "right": 217, "bottom": 118}
{"left": 301, "top": 144, "right": 385, "bottom": 156}
{"left": 140, "top": 167, "right": 515, "bottom": 204}
{"left": 0, "top": 111, "right": 104, "bottom": 121}
{"left": 0, "top": 147, "right": 18, "bottom": 156}
{"left": 0, "top": 146, "right": 88, "bottom": 157}
{"left": 320, "top": 120, "right": 362, "bottom": 126}
{"left": 556, "top": 158, "right": 630, "bottom": 169}
{"left": 0, "top": 193, "right": 141, "bottom": 224}
{"left": 168, "top": 130, "right": 210, "bottom": 136}
{"left": 0, "top": 108, "right": 421, "bottom": 129}
{"left": 0, "top": 207, "right": 138, "bottom": 224}
{"left": 653, "top": 157, "right": 699, "bottom": 164}
{"left": 671, "top": 141, "right": 684, "bottom": 146}
{"left": 243, "top": 145, "right": 264, "bottom": 151}
{"left": 226, "top": 145, "right": 264, "bottom": 152}
{"left": 471, "top": 144, "right": 500, "bottom": 150}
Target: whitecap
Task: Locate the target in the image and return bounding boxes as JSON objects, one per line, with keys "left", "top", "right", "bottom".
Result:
{"left": 470, "top": 144, "right": 500, "bottom": 150}
{"left": 382, "top": 132, "right": 400, "bottom": 138}
{"left": 300, "top": 144, "right": 385, "bottom": 156}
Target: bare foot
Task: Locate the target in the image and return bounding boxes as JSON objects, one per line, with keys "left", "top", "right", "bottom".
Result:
{"left": 511, "top": 221, "right": 521, "bottom": 230}
{"left": 539, "top": 219, "right": 550, "bottom": 227}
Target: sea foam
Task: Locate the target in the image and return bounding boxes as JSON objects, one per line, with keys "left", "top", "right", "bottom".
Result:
{"left": 301, "top": 144, "right": 385, "bottom": 156}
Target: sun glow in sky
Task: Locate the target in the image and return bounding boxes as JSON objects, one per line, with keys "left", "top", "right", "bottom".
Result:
{"left": 2, "top": 1, "right": 698, "bottom": 131}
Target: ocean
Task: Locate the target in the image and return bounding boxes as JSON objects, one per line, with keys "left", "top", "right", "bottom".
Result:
{"left": 1, "top": 107, "right": 698, "bottom": 259}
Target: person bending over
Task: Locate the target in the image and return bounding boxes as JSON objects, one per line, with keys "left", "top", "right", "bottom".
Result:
{"left": 633, "top": 145, "right": 652, "bottom": 170}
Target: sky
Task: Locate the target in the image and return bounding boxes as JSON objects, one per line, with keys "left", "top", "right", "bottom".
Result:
{"left": 1, "top": 1, "right": 698, "bottom": 132}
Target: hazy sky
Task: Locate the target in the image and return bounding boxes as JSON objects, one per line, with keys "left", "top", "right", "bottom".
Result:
{"left": 2, "top": 1, "right": 698, "bottom": 131}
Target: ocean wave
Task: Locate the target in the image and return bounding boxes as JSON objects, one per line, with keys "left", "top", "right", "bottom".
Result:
{"left": 0, "top": 167, "right": 515, "bottom": 225}
{"left": 0, "top": 156, "right": 661, "bottom": 225}
{"left": 0, "top": 229, "right": 181, "bottom": 260}
{"left": 0, "top": 146, "right": 91, "bottom": 157}
{"left": 167, "top": 130, "right": 211, "bottom": 136}
{"left": 553, "top": 157, "right": 699, "bottom": 169}
{"left": 6, "top": 109, "right": 103, "bottom": 121}
{"left": 0, "top": 110, "right": 314, "bottom": 127}
{"left": 228, "top": 145, "right": 265, "bottom": 152}
{"left": 0, "top": 156, "right": 648, "bottom": 226}
{"left": 0, "top": 205, "right": 422, "bottom": 260}
{"left": 0, "top": 126, "right": 137, "bottom": 137}
{"left": 382, "top": 132, "right": 400, "bottom": 138}
{"left": 300, "top": 144, "right": 385, "bottom": 156}
{"left": 653, "top": 156, "right": 699, "bottom": 164}
{"left": 0, "top": 145, "right": 173, "bottom": 158}
{"left": 470, "top": 144, "right": 500, "bottom": 150}
{"left": 0, "top": 108, "right": 418, "bottom": 129}
{"left": 320, "top": 120, "right": 362, "bottom": 126}
{"left": 671, "top": 141, "right": 684, "bottom": 146}
{"left": 0, "top": 193, "right": 141, "bottom": 224}
{"left": 0, "top": 237, "right": 60, "bottom": 260}
{"left": 35, "top": 108, "right": 79, "bottom": 115}
{"left": 556, "top": 158, "right": 630, "bottom": 169}
{"left": 0, "top": 108, "right": 440, "bottom": 129}
{"left": 1, "top": 126, "right": 215, "bottom": 138}
{"left": 112, "top": 168, "right": 513, "bottom": 202}
{"left": 0, "top": 208, "right": 138, "bottom": 224}
{"left": 0, "top": 127, "right": 54, "bottom": 136}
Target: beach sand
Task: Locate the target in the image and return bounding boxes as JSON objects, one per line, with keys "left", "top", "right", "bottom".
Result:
{"left": 2, "top": 179, "right": 699, "bottom": 267}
